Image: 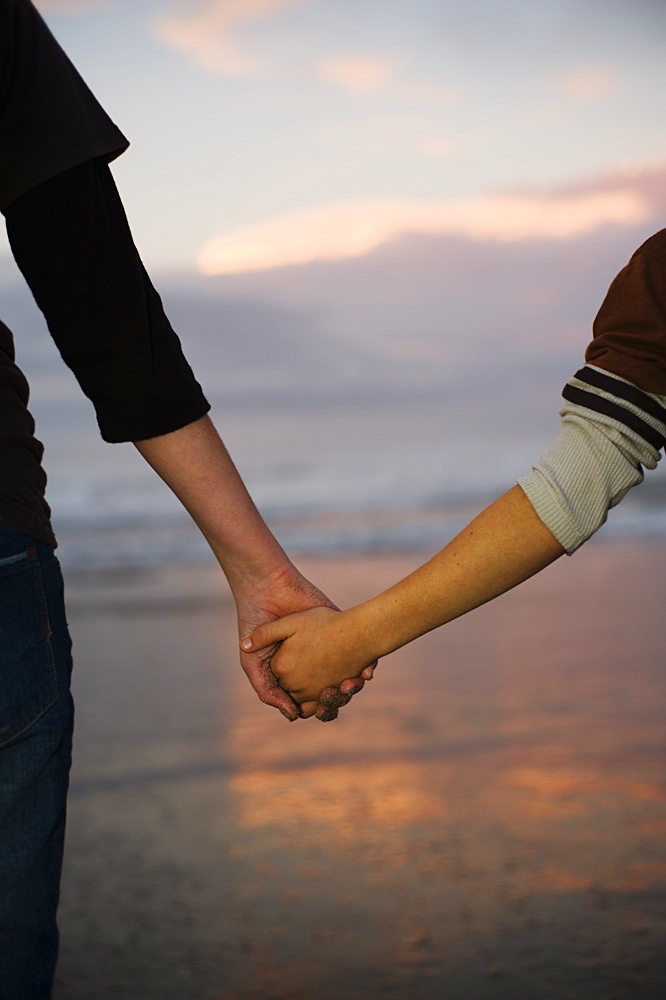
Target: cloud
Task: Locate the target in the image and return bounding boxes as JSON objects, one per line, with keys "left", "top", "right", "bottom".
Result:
{"left": 548, "top": 162, "right": 666, "bottom": 215}
{"left": 314, "top": 51, "right": 461, "bottom": 107}
{"left": 152, "top": 0, "right": 305, "bottom": 76}
{"left": 198, "top": 187, "right": 649, "bottom": 275}
{"left": 420, "top": 135, "right": 467, "bottom": 159}
{"left": 402, "top": 77, "right": 462, "bottom": 106}
{"left": 556, "top": 64, "right": 617, "bottom": 101}
{"left": 316, "top": 54, "right": 395, "bottom": 92}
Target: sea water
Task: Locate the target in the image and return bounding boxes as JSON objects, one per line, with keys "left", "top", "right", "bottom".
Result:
{"left": 38, "top": 395, "right": 666, "bottom": 570}
{"left": 3, "top": 261, "right": 665, "bottom": 571}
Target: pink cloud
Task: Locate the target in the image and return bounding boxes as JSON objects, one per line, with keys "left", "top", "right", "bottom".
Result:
{"left": 554, "top": 64, "right": 617, "bottom": 101}
{"left": 548, "top": 163, "right": 666, "bottom": 213}
{"left": 316, "top": 54, "right": 396, "bottom": 92}
{"left": 314, "top": 52, "right": 461, "bottom": 106}
{"left": 420, "top": 135, "right": 467, "bottom": 159}
{"left": 152, "top": 0, "right": 305, "bottom": 76}
{"left": 198, "top": 185, "right": 650, "bottom": 275}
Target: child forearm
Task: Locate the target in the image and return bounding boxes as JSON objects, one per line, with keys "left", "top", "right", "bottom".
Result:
{"left": 244, "top": 485, "right": 565, "bottom": 702}
{"left": 349, "top": 484, "right": 565, "bottom": 659}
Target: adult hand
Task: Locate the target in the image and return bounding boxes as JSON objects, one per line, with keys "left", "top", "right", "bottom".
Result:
{"left": 134, "top": 417, "right": 373, "bottom": 722}
{"left": 235, "top": 563, "right": 375, "bottom": 721}
{"left": 242, "top": 605, "right": 379, "bottom": 707}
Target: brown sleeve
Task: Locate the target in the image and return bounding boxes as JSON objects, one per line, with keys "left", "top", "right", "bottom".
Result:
{"left": 585, "top": 229, "right": 666, "bottom": 395}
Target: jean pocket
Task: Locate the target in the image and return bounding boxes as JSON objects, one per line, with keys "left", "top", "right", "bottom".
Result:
{"left": 0, "top": 548, "right": 58, "bottom": 748}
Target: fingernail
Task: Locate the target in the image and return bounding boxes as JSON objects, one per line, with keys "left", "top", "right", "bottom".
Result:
{"left": 240, "top": 638, "right": 252, "bottom": 650}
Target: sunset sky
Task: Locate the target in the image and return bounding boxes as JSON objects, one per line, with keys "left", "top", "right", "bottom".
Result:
{"left": 22, "top": 0, "right": 666, "bottom": 275}
{"left": 3, "top": 0, "right": 666, "bottom": 536}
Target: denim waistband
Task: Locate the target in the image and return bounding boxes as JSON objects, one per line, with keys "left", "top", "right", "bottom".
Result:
{"left": 0, "top": 524, "right": 52, "bottom": 559}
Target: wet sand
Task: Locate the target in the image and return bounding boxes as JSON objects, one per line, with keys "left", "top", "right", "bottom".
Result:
{"left": 52, "top": 540, "right": 666, "bottom": 1000}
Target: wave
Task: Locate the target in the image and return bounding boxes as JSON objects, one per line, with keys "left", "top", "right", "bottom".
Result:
{"left": 53, "top": 486, "right": 666, "bottom": 571}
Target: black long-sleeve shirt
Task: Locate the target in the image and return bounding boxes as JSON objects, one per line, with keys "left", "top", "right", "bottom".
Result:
{"left": 0, "top": 0, "right": 210, "bottom": 544}
{"left": 5, "top": 158, "right": 210, "bottom": 445}
{"left": 0, "top": 0, "right": 128, "bottom": 211}
{"left": 0, "top": 159, "right": 210, "bottom": 544}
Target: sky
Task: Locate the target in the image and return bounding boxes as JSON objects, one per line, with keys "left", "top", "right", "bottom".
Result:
{"left": 15, "top": 0, "right": 666, "bottom": 276}
{"left": 2, "top": 0, "right": 666, "bottom": 543}
{"left": 9, "top": 0, "right": 662, "bottom": 386}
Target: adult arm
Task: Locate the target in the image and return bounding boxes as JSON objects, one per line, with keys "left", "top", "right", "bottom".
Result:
{"left": 4, "top": 160, "right": 366, "bottom": 719}
{"left": 134, "top": 414, "right": 365, "bottom": 720}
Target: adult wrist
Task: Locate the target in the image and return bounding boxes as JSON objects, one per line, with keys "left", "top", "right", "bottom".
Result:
{"left": 219, "top": 546, "right": 297, "bottom": 601}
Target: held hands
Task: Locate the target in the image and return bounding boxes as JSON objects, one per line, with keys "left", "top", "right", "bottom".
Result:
{"left": 133, "top": 416, "right": 374, "bottom": 721}
{"left": 241, "top": 605, "right": 378, "bottom": 715}
{"left": 235, "top": 565, "right": 374, "bottom": 722}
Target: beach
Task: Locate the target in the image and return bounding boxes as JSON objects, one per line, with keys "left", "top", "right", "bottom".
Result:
{"left": 52, "top": 539, "right": 666, "bottom": 1000}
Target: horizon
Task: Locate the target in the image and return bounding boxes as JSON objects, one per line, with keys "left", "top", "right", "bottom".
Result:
{"left": 2, "top": 1, "right": 666, "bottom": 562}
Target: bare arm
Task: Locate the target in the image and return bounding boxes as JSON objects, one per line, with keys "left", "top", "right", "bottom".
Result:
{"left": 135, "top": 414, "right": 367, "bottom": 720}
{"left": 245, "top": 238, "right": 666, "bottom": 706}
{"left": 348, "top": 484, "right": 564, "bottom": 657}
{"left": 242, "top": 485, "right": 564, "bottom": 702}
{"left": 244, "top": 363, "right": 666, "bottom": 703}
{"left": 4, "top": 160, "right": 367, "bottom": 719}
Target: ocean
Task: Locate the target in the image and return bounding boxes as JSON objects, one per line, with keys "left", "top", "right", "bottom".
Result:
{"left": 41, "top": 396, "right": 666, "bottom": 570}
{"left": 2, "top": 257, "right": 665, "bottom": 571}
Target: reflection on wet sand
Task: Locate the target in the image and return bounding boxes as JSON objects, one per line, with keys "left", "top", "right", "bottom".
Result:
{"left": 231, "top": 759, "right": 666, "bottom": 893}
{"left": 54, "top": 542, "right": 666, "bottom": 999}
{"left": 232, "top": 760, "right": 447, "bottom": 831}
{"left": 224, "top": 543, "right": 666, "bottom": 998}
{"left": 224, "top": 739, "right": 666, "bottom": 998}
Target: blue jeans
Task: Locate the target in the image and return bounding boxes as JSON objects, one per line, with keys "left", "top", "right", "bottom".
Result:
{"left": 0, "top": 527, "right": 73, "bottom": 1000}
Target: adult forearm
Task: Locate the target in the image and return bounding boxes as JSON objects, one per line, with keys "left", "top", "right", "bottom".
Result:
{"left": 134, "top": 415, "right": 290, "bottom": 594}
{"left": 136, "top": 415, "right": 367, "bottom": 720}
{"left": 348, "top": 485, "right": 565, "bottom": 660}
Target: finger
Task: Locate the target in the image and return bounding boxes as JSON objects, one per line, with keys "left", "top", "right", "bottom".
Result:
{"left": 299, "top": 701, "right": 318, "bottom": 718}
{"left": 339, "top": 676, "right": 365, "bottom": 696}
{"left": 315, "top": 701, "right": 339, "bottom": 722}
{"left": 314, "top": 686, "right": 350, "bottom": 721}
{"left": 240, "top": 619, "right": 292, "bottom": 653}
{"left": 322, "top": 685, "right": 351, "bottom": 708}
{"left": 241, "top": 654, "right": 300, "bottom": 721}
{"left": 262, "top": 685, "right": 301, "bottom": 721}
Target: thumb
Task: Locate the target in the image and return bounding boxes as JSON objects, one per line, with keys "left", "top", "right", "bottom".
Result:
{"left": 240, "top": 617, "right": 294, "bottom": 653}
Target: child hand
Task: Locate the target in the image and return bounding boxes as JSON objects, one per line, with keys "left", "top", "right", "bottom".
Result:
{"left": 240, "top": 605, "right": 377, "bottom": 709}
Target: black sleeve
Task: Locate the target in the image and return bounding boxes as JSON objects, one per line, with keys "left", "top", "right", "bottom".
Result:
{"left": 4, "top": 157, "right": 210, "bottom": 442}
{"left": 0, "top": 0, "right": 129, "bottom": 211}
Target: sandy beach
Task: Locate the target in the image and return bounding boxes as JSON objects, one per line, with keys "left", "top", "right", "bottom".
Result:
{"left": 51, "top": 539, "right": 666, "bottom": 1000}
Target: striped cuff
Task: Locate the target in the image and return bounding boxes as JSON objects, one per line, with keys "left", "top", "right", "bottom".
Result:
{"left": 518, "top": 366, "right": 666, "bottom": 554}
{"left": 563, "top": 366, "right": 666, "bottom": 451}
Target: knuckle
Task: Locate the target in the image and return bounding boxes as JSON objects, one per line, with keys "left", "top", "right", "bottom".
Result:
{"left": 317, "top": 709, "right": 338, "bottom": 722}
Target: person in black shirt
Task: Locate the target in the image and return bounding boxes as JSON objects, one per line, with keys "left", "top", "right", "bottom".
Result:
{"left": 0, "top": 3, "right": 367, "bottom": 995}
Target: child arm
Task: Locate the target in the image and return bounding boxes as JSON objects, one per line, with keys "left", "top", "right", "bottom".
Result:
{"left": 242, "top": 484, "right": 565, "bottom": 706}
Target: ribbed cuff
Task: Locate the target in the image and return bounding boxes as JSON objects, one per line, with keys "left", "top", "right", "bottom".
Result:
{"left": 517, "top": 471, "right": 584, "bottom": 555}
